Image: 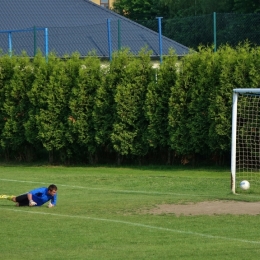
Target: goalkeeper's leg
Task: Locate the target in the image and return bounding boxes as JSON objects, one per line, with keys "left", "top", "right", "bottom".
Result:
{"left": 0, "top": 195, "right": 15, "bottom": 200}
{"left": 14, "top": 194, "right": 30, "bottom": 206}
{"left": 1, "top": 194, "right": 29, "bottom": 206}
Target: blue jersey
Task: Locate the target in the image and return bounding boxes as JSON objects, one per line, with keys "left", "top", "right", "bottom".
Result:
{"left": 28, "top": 187, "right": 57, "bottom": 206}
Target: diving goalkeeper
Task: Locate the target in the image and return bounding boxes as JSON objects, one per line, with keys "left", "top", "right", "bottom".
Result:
{"left": 0, "top": 184, "right": 57, "bottom": 207}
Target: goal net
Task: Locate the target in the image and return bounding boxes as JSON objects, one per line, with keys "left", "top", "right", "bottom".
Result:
{"left": 231, "top": 88, "right": 260, "bottom": 193}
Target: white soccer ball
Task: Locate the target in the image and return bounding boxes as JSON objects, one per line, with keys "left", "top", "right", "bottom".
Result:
{"left": 240, "top": 180, "right": 250, "bottom": 190}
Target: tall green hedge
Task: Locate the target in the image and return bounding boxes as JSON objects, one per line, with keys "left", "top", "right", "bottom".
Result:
{"left": 0, "top": 44, "right": 259, "bottom": 165}
{"left": 111, "top": 48, "right": 153, "bottom": 163}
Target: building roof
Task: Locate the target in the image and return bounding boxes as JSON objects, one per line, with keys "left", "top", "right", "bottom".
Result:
{"left": 0, "top": 0, "right": 190, "bottom": 58}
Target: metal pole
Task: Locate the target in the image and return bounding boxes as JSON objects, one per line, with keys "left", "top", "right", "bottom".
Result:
{"left": 213, "top": 12, "right": 217, "bottom": 52}
{"left": 34, "top": 26, "right": 37, "bottom": 56}
{"left": 156, "top": 17, "right": 163, "bottom": 64}
{"left": 107, "top": 18, "right": 112, "bottom": 61}
{"left": 231, "top": 91, "right": 238, "bottom": 194}
{"left": 8, "top": 32, "right": 12, "bottom": 57}
{"left": 44, "top": 27, "right": 48, "bottom": 62}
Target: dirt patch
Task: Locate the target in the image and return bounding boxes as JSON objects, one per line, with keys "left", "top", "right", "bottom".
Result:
{"left": 148, "top": 201, "right": 260, "bottom": 216}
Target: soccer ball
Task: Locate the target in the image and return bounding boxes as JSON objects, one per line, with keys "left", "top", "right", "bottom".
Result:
{"left": 240, "top": 180, "right": 250, "bottom": 190}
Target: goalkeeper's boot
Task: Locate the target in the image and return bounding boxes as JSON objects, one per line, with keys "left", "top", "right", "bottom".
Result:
{"left": 0, "top": 195, "right": 15, "bottom": 200}
{"left": 7, "top": 195, "right": 15, "bottom": 201}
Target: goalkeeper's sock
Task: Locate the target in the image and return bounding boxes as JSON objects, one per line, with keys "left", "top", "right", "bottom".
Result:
{"left": 7, "top": 195, "right": 15, "bottom": 201}
{"left": 0, "top": 195, "right": 15, "bottom": 200}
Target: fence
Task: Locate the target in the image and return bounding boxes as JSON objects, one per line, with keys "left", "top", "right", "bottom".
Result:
{"left": 0, "top": 27, "right": 48, "bottom": 58}
{"left": 139, "top": 12, "right": 260, "bottom": 50}
{"left": 0, "top": 19, "right": 167, "bottom": 60}
{"left": 1, "top": 13, "right": 260, "bottom": 58}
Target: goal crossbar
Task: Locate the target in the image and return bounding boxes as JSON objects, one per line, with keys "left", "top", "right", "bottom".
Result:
{"left": 233, "top": 88, "right": 260, "bottom": 94}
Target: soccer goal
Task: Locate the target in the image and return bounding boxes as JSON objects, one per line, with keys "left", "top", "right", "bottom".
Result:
{"left": 231, "top": 88, "right": 260, "bottom": 194}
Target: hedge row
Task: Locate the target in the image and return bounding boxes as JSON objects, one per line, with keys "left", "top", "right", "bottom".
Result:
{"left": 0, "top": 44, "right": 259, "bottom": 165}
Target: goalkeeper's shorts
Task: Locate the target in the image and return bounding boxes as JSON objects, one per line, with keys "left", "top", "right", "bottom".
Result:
{"left": 15, "top": 193, "right": 30, "bottom": 206}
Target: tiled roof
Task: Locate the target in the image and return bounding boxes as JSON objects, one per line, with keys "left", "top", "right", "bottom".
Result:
{"left": 0, "top": 0, "right": 190, "bottom": 57}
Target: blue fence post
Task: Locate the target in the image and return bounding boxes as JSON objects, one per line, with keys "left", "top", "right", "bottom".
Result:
{"left": 156, "top": 17, "right": 163, "bottom": 64}
{"left": 107, "top": 18, "right": 112, "bottom": 61}
{"left": 44, "top": 27, "right": 48, "bottom": 62}
{"left": 213, "top": 12, "right": 217, "bottom": 52}
{"left": 34, "top": 26, "right": 37, "bottom": 56}
{"left": 8, "top": 32, "right": 12, "bottom": 57}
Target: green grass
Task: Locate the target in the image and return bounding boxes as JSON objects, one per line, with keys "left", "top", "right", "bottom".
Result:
{"left": 0, "top": 165, "right": 260, "bottom": 259}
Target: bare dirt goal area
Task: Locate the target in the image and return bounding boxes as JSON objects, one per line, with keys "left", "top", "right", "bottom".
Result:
{"left": 148, "top": 201, "right": 260, "bottom": 216}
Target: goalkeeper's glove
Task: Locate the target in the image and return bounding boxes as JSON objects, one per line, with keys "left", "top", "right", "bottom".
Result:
{"left": 48, "top": 202, "right": 54, "bottom": 208}
{"left": 29, "top": 200, "right": 37, "bottom": 206}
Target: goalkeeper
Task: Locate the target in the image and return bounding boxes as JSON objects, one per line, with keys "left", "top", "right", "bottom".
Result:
{"left": 1, "top": 184, "right": 57, "bottom": 207}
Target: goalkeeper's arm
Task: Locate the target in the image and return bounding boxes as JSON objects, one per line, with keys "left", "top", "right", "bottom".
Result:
{"left": 27, "top": 193, "right": 37, "bottom": 206}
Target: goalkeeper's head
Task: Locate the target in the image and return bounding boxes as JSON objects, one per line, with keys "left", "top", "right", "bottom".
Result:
{"left": 48, "top": 184, "right": 58, "bottom": 196}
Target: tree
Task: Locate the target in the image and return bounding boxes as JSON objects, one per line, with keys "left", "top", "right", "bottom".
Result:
{"left": 93, "top": 50, "right": 129, "bottom": 162}
{"left": 0, "top": 54, "right": 15, "bottom": 159}
{"left": 159, "top": 0, "right": 234, "bottom": 17}
{"left": 26, "top": 52, "right": 49, "bottom": 157}
{"left": 233, "top": 0, "right": 260, "bottom": 13}
{"left": 68, "top": 53, "right": 102, "bottom": 163}
{"left": 168, "top": 46, "right": 217, "bottom": 162}
{"left": 0, "top": 54, "right": 24, "bottom": 160}
{"left": 113, "top": 0, "right": 260, "bottom": 21}
{"left": 28, "top": 53, "right": 72, "bottom": 163}
{"left": 112, "top": 0, "right": 169, "bottom": 20}
{"left": 111, "top": 48, "right": 154, "bottom": 164}
{"left": 145, "top": 49, "right": 178, "bottom": 163}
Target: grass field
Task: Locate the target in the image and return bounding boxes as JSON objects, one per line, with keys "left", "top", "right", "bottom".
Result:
{"left": 0, "top": 165, "right": 260, "bottom": 259}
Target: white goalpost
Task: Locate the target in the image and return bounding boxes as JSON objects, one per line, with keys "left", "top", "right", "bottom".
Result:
{"left": 231, "top": 88, "right": 260, "bottom": 194}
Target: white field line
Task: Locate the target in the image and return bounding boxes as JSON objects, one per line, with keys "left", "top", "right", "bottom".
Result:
{"left": 0, "top": 178, "right": 210, "bottom": 197}
{"left": 1, "top": 178, "right": 260, "bottom": 199}
{"left": 0, "top": 207, "right": 260, "bottom": 245}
